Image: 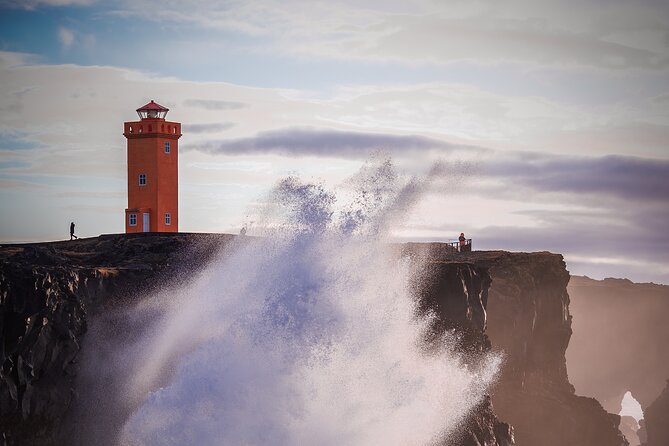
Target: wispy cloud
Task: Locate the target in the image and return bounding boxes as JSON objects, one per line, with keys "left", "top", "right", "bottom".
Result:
{"left": 58, "top": 26, "right": 75, "bottom": 49}
{"left": 111, "top": 0, "right": 669, "bottom": 71}
{"left": 190, "top": 127, "right": 476, "bottom": 158}
{"left": 184, "top": 99, "right": 248, "bottom": 110}
{"left": 0, "top": 0, "right": 95, "bottom": 9}
{"left": 482, "top": 153, "right": 669, "bottom": 202}
{"left": 183, "top": 122, "right": 235, "bottom": 134}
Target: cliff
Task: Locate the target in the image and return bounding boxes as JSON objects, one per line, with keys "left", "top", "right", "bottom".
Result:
{"left": 0, "top": 234, "right": 233, "bottom": 445}
{"left": 566, "top": 276, "right": 669, "bottom": 415}
{"left": 481, "top": 253, "right": 629, "bottom": 446}
{"left": 640, "top": 379, "right": 669, "bottom": 446}
{"left": 406, "top": 247, "right": 628, "bottom": 446}
{"left": 407, "top": 255, "right": 513, "bottom": 445}
{"left": 0, "top": 236, "right": 631, "bottom": 445}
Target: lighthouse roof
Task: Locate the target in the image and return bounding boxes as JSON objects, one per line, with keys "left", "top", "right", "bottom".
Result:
{"left": 136, "top": 100, "right": 169, "bottom": 120}
{"left": 136, "top": 100, "right": 169, "bottom": 112}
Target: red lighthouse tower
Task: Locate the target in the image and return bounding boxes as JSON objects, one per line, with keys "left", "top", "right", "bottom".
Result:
{"left": 123, "top": 100, "right": 181, "bottom": 233}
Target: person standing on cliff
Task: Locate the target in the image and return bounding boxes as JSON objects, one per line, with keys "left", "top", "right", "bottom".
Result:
{"left": 459, "top": 232, "right": 466, "bottom": 252}
{"left": 70, "top": 222, "right": 78, "bottom": 240}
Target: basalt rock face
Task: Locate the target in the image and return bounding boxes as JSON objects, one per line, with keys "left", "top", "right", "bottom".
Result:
{"left": 410, "top": 256, "right": 514, "bottom": 446}
{"left": 619, "top": 416, "right": 641, "bottom": 446}
{"left": 464, "top": 251, "right": 627, "bottom": 446}
{"left": 0, "top": 234, "right": 231, "bottom": 445}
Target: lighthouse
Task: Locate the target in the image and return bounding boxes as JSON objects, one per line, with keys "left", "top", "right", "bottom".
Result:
{"left": 123, "top": 100, "right": 181, "bottom": 233}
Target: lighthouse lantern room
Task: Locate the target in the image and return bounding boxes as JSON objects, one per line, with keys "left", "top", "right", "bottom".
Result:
{"left": 123, "top": 100, "right": 181, "bottom": 233}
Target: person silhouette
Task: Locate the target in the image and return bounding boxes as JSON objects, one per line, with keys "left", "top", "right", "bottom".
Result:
{"left": 459, "top": 232, "right": 466, "bottom": 252}
{"left": 70, "top": 222, "right": 78, "bottom": 240}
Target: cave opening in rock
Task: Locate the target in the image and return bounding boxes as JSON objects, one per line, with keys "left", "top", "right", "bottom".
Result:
{"left": 620, "top": 391, "right": 644, "bottom": 422}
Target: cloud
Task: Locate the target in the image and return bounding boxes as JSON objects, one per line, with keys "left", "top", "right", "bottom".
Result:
{"left": 190, "top": 127, "right": 474, "bottom": 158}
{"left": 359, "top": 15, "right": 669, "bottom": 70}
{"left": 111, "top": 0, "right": 669, "bottom": 71}
{"left": 652, "top": 93, "right": 669, "bottom": 104}
{"left": 0, "top": 178, "right": 45, "bottom": 189}
{"left": 0, "top": 0, "right": 95, "bottom": 9}
{"left": 472, "top": 218, "right": 669, "bottom": 283}
{"left": 481, "top": 153, "right": 669, "bottom": 202}
{"left": 183, "top": 122, "right": 235, "bottom": 133}
{"left": 58, "top": 26, "right": 75, "bottom": 49}
{"left": 183, "top": 99, "right": 248, "bottom": 110}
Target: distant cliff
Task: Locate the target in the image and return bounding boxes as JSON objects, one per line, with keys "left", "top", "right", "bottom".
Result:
{"left": 0, "top": 235, "right": 633, "bottom": 445}
{"left": 567, "top": 276, "right": 669, "bottom": 446}
{"left": 640, "top": 379, "right": 669, "bottom": 446}
{"left": 567, "top": 276, "right": 669, "bottom": 413}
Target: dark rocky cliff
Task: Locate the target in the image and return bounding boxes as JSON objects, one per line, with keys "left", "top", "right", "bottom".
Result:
{"left": 405, "top": 247, "right": 629, "bottom": 446}
{"left": 408, "top": 256, "right": 513, "bottom": 446}
{"left": 0, "top": 235, "right": 631, "bottom": 445}
{"left": 480, "top": 253, "right": 629, "bottom": 446}
{"left": 0, "top": 234, "right": 233, "bottom": 445}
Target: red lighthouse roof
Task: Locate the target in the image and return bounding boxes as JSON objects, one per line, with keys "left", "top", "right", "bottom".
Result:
{"left": 136, "top": 100, "right": 169, "bottom": 120}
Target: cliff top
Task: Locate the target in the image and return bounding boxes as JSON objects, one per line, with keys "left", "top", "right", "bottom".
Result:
{"left": 0, "top": 234, "right": 564, "bottom": 271}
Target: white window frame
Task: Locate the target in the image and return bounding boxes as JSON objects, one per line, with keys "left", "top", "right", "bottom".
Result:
{"left": 129, "top": 213, "right": 137, "bottom": 226}
{"left": 165, "top": 212, "right": 171, "bottom": 225}
{"left": 164, "top": 141, "right": 171, "bottom": 154}
{"left": 139, "top": 174, "right": 146, "bottom": 186}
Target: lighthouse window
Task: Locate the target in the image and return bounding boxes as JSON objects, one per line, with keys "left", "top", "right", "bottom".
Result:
{"left": 129, "top": 214, "right": 137, "bottom": 226}
{"left": 139, "top": 174, "right": 146, "bottom": 186}
{"left": 165, "top": 213, "right": 171, "bottom": 225}
{"left": 164, "top": 141, "right": 171, "bottom": 153}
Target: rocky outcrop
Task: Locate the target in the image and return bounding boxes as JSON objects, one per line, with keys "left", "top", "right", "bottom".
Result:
{"left": 0, "top": 234, "right": 232, "bottom": 445}
{"left": 462, "top": 251, "right": 627, "bottom": 446}
{"left": 619, "top": 416, "right": 640, "bottom": 446}
{"left": 566, "top": 276, "right": 669, "bottom": 414}
{"left": 411, "top": 257, "right": 513, "bottom": 445}
{"left": 401, "top": 246, "right": 627, "bottom": 445}
{"left": 641, "top": 380, "right": 669, "bottom": 446}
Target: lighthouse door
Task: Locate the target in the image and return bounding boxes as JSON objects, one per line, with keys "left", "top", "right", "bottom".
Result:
{"left": 143, "top": 213, "right": 150, "bottom": 232}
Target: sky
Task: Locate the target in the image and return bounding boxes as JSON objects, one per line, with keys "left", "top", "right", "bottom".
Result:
{"left": 0, "top": 0, "right": 668, "bottom": 284}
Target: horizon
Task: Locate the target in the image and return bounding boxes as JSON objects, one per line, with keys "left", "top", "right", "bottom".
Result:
{"left": 1, "top": 1, "right": 668, "bottom": 284}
